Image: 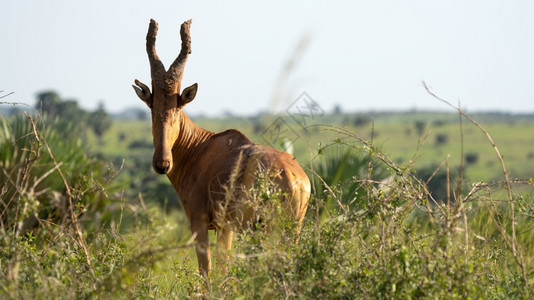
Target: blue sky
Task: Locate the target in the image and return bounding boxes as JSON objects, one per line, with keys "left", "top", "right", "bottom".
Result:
{"left": 2, "top": 1, "right": 533, "bottom": 116}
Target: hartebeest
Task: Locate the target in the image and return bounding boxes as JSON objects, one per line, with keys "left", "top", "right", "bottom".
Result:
{"left": 132, "top": 19, "right": 310, "bottom": 275}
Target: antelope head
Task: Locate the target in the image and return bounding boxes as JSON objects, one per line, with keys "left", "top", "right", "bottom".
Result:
{"left": 133, "top": 19, "right": 198, "bottom": 175}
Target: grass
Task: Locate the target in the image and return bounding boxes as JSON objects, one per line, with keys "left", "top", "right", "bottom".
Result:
{"left": 1, "top": 101, "right": 534, "bottom": 298}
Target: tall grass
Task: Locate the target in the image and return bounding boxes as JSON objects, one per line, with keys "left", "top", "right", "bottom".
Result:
{"left": 1, "top": 99, "right": 533, "bottom": 299}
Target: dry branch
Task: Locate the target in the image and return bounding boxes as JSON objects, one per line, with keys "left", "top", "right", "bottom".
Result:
{"left": 0, "top": 91, "right": 15, "bottom": 99}
{"left": 422, "top": 80, "right": 527, "bottom": 290}
{"left": 27, "top": 114, "right": 95, "bottom": 276}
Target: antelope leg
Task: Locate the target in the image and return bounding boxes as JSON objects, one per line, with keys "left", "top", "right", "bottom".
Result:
{"left": 216, "top": 227, "right": 233, "bottom": 273}
{"left": 191, "top": 222, "right": 211, "bottom": 276}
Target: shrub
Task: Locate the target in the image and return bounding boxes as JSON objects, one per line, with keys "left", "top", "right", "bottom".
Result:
{"left": 414, "top": 164, "right": 456, "bottom": 203}
{"left": 414, "top": 120, "right": 426, "bottom": 135}
{"left": 1, "top": 102, "right": 532, "bottom": 298}
{"left": 312, "top": 146, "right": 388, "bottom": 216}
{"left": 216, "top": 161, "right": 531, "bottom": 299}
{"left": 435, "top": 133, "right": 449, "bottom": 146}
{"left": 0, "top": 114, "right": 115, "bottom": 234}
{"left": 465, "top": 152, "right": 479, "bottom": 165}
{"left": 0, "top": 111, "right": 127, "bottom": 298}
{"left": 353, "top": 115, "right": 371, "bottom": 127}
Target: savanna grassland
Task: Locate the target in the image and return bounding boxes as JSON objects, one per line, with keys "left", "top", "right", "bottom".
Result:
{"left": 1, "top": 103, "right": 534, "bottom": 298}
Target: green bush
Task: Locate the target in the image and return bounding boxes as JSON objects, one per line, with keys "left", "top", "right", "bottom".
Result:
{"left": 1, "top": 107, "right": 532, "bottom": 299}
{"left": 0, "top": 114, "right": 118, "bottom": 234}
{"left": 312, "top": 146, "right": 388, "bottom": 216}
{"left": 212, "top": 165, "right": 531, "bottom": 299}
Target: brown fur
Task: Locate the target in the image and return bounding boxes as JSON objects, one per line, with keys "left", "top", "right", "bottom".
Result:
{"left": 133, "top": 19, "right": 310, "bottom": 275}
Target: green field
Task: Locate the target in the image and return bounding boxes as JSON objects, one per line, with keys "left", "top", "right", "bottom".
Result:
{"left": 2, "top": 110, "right": 534, "bottom": 298}
{"left": 96, "top": 111, "right": 534, "bottom": 185}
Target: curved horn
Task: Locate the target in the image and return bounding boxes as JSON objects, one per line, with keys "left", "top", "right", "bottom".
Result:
{"left": 146, "top": 19, "right": 165, "bottom": 83}
{"left": 168, "top": 19, "right": 192, "bottom": 90}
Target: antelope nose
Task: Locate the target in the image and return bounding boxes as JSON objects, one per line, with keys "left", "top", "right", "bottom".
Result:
{"left": 154, "top": 160, "right": 170, "bottom": 174}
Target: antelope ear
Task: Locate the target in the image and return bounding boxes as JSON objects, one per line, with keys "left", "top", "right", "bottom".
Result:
{"left": 133, "top": 79, "right": 152, "bottom": 107}
{"left": 180, "top": 83, "right": 198, "bottom": 106}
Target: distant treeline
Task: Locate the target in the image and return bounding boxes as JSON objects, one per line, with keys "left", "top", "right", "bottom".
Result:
{"left": 189, "top": 110, "right": 534, "bottom": 126}
{"left": 1, "top": 90, "right": 112, "bottom": 142}
{"left": 2, "top": 92, "right": 533, "bottom": 124}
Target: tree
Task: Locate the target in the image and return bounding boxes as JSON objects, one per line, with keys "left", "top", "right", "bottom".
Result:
{"left": 36, "top": 91, "right": 62, "bottom": 117}
{"left": 136, "top": 109, "right": 148, "bottom": 120}
{"left": 89, "top": 102, "right": 112, "bottom": 144}
{"left": 414, "top": 120, "right": 426, "bottom": 136}
{"left": 435, "top": 133, "right": 448, "bottom": 146}
{"left": 8, "top": 106, "right": 21, "bottom": 116}
{"left": 353, "top": 115, "right": 371, "bottom": 127}
{"left": 333, "top": 104, "right": 342, "bottom": 115}
{"left": 415, "top": 165, "right": 455, "bottom": 203}
{"left": 35, "top": 91, "right": 88, "bottom": 137}
{"left": 465, "top": 152, "right": 479, "bottom": 165}
{"left": 57, "top": 99, "right": 83, "bottom": 116}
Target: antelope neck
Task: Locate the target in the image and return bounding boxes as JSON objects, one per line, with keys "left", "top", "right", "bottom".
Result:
{"left": 169, "top": 110, "right": 214, "bottom": 184}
